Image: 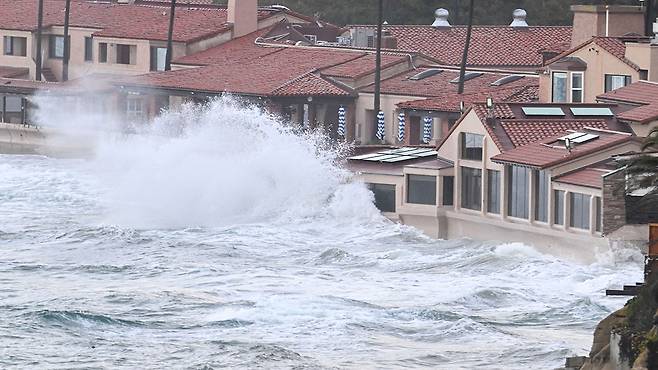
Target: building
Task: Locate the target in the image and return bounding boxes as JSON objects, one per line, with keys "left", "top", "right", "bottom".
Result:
{"left": 349, "top": 102, "right": 645, "bottom": 256}
{"left": 0, "top": 0, "right": 324, "bottom": 81}
{"left": 597, "top": 80, "right": 658, "bottom": 137}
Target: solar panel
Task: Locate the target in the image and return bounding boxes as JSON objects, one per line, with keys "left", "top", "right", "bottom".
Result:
{"left": 449, "top": 72, "right": 483, "bottom": 84}
{"left": 409, "top": 69, "right": 442, "bottom": 81}
{"left": 571, "top": 133, "right": 599, "bottom": 143}
{"left": 491, "top": 75, "right": 524, "bottom": 86}
{"left": 570, "top": 107, "right": 614, "bottom": 116}
{"left": 349, "top": 147, "right": 438, "bottom": 163}
{"left": 558, "top": 132, "right": 587, "bottom": 141}
{"left": 522, "top": 107, "right": 565, "bottom": 116}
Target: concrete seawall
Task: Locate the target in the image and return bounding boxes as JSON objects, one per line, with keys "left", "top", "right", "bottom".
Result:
{"left": 0, "top": 123, "right": 94, "bottom": 156}
{"left": 0, "top": 123, "right": 47, "bottom": 154}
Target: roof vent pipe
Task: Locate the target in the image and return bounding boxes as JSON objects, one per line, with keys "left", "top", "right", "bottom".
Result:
{"left": 510, "top": 9, "right": 529, "bottom": 27}
{"left": 432, "top": 8, "right": 451, "bottom": 27}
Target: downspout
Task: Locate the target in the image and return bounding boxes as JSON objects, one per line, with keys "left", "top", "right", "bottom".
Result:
{"left": 605, "top": 5, "right": 610, "bottom": 37}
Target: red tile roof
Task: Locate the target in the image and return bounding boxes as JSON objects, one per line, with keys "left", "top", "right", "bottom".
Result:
{"left": 321, "top": 53, "right": 408, "bottom": 79}
{"left": 500, "top": 119, "right": 610, "bottom": 147}
{"left": 0, "top": 66, "right": 29, "bottom": 78}
{"left": 545, "top": 37, "right": 641, "bottom": 70}
{"left": 598, "top": 81, "right": 658, "bottom": 123}
{"left": 122, "top": 46, "right": 366, "bottom": 96}
{"left": 491, "top": 129, "right": 633, "bottom": 169}
{"left": 365, "top": 25, "right": 572, "bottom": 68}
{"left": 0, "top": 0, "right": 277, "bottom": 43}
{"left": 553, "top": 167, "right": 610, "bottom": 189}
{"left": 362, "top": 68, "right": 538, "bottom": 99}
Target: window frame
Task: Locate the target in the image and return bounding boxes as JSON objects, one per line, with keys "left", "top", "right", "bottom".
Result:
{"left": 604, "top": 74, "right": 632, "bottom": 93}
{"left": 84, "top": 37, "right": 93, "bottom": 62}
{"left": 150, "top": 46, "right": 168, "bottom": 72}
{"left": 442, "top": 176, "right": 454, "bottom": 206}
{"left": 554, "top": 190, "right": 565, "bottom": 226}
{"left": 4, "top": 36, "right": 27, "bottom": 57}
{"left": 49, "top": 35, "right": 66, "bottom": 59}
{"left": 507, "top": 165, "right": 530, "bottom": 219}
{"left": 368, "top": 183, "right": 396, "bottom": 213}
{"left": 570, "top": 72, "right": 584, "bottom": 103}
{"left": 461, "top": 166, "right": 482, "bottom": 211}
{"left": 487, "top": 169, "right": 500, "bottom": 214}
{"left": 460, "top": 132, "right": 484, "bottom": 161}
{"left": 98, "top": 42, "right": 108, "bottom": 63}
{"left": 406, "top": 174, "right": 437, "bottom": 206}
{"left": 551, "top": 71, "right": 568, "bottom": 103}
{"left": 534, "top": 170, "right": 549, "bottom": 222}
{"left": 569, "top": 192, "right": 591, "bottom": 230}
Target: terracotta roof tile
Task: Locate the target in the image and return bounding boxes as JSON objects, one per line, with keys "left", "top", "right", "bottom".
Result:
{"left": 0, "top": 66, "right": 29, "bottom": 78}
{"left": 0, "top": 0, "right": 277, "bottom": 43}
{"left": 545, "top": 37, "right": 640, "bottom": 70}
{"left": 500, "top": 119, "right": 610, "bottom": 147}
{"left": 321, "top": 53, "right": 408, "bottom": 79}
{"left": 553, "top": 167, "right": 609, "bottom": 189}
{"left": 491, "top": 129, "right": 633, "bottom": 169}
{"left": 271, "top": 72, "right": 352, "bottom": 97}
{"left": 598, "top": 81, "right": 658, "bottom": 123}
{"left": 372, "top": 25, "right": 572, "bottom": 68}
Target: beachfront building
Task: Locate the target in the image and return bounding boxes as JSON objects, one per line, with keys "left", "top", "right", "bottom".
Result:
{"left": 349, "top": 102, "right": 646, "bottom": 255}
{"left": 597, "top": 80, "right": 658, "bottom": 137}
{"left": 0, "top": 0, "right": 329, "bottom": 82}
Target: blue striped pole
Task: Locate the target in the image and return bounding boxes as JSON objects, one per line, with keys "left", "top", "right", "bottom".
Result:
{"left": 337, "top": 106, "right": 346, "bottom": 137}
{"left": 397, "top": 112, "right": 405, "bottom": 143}
{"left": 423, "top": 116, "right": 432, "bottom": 144}
{"left": 376, "top": 111, "right": 385, "bottom": 141}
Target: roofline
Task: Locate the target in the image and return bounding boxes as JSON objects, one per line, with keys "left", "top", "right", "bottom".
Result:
{"left": 346, "top": 24, "right": 573, "bottom": 29}
{"left": 544, "top": 36, "right": 641, "bottom": 71}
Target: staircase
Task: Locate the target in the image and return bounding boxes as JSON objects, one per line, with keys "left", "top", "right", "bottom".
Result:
{"left": 41, "top": 68, "right": 57, "bottom": 82}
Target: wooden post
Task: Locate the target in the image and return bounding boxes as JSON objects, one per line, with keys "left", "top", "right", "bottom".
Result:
{"left": 35, "top": 0, "right": 44, "bottom": 81}
{"left": 62, "top": 0, "right": 71, "bottom": 81}
{"left": 165, "top": 0, "right": 177, "bottom": 71}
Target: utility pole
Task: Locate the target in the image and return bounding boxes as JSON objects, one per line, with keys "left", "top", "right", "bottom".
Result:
{"left": 35, "top": 0, "right": 44, "bottom": 81}
{"left": 373, "top": 0, "right": 383, "bottom": 140}
{"left": 457, "top": 0, "right": 475, "bottom": 95}
{"left": 165, "top": 0, "right": 177, "bottom": 71}
{"left": 62, "top": 0, "right": 71, "bottom": 81}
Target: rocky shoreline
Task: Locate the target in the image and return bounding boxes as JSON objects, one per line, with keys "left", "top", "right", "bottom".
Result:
{"left": 562, "top": 272, "right": 658, "bottom": 370}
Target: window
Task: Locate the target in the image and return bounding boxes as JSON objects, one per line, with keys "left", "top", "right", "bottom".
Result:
{"left": 150, "top": 47, "right": 168, "bottom": 71}
{"left": 487, "top": 169, "right": 500, "bottom": 214}
{"left": 554, "top": 190, "right": 565, "bottom": 225}
{"left": 3, "top": 36, "right": 27, "bottom": 56}
{"left": 116, "top": 44, "right": 134, "bottom": 65}
{"left": 534, "top": 170, "right": 549, "bottom": 222}
{"left": 368, "top": 183, "right": 396, "bottom": 213}
{"left": 570, "top": 193, "right": 591, "bottom": 230}
{"left": 461, "top": 133, "right": 483, "bottom": 161}
{"left": 507, "top": 165, "right": 530, "bottom": 219}
{"left": 407, "top": 175, "right": 437, "bottom": 205}
{"left": 442, "top": 176, "right": 454, "bottom": 206}
{"left": 367, "top": 35, "right": 374, "bottom": 48}
{"left": 99, "top": 43, "right": 108, "bottom": 63}
{"left": 461, "top": 167, "right": 482, "bottom": 211}
{"left": 126, "top": 97, "right": 144, "bottom": 121}
{"left": 49, "top": 35, "right": 65, "bottom": 58}
{"left": 571, "top": 72, "right": 583, "bottom": 103}
{"left": 604, "top": 74, "right": 631, "bottom": 93}
{"left": 551, "top": 71, "right": 567, "bottom": 103}
{"left": 84, "top": 37, "right": 93, "bottom": 61}
{"left": 595, "top": 196, "right": 602, "bottom": 232}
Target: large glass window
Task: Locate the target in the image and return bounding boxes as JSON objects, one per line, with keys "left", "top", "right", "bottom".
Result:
{"left": 554, "top": 190, "right": 565, "bottom": 225}
{"left": 604, "top": 74, "right": 631, "bottom": 92}
{"left": 487, "top": 169, "right": 500, "bottom": 214}
{"left": 443, "top": 176, "right": 454, "bottom": 206}
{"left": 150, "top": 47, "right": 168, "bottom": 71}
{"left": 461, "top": 167, "right": 482, "bottom": 211}
{"left": 552, "top": 72, "right": 568, "bottom": 103}
{"left": 570, "top": 193, "right": 591, "bottom": 230}
{"left": 407, "top": 175, "right": 437, "bottom": 205}
{"left": 3, "top": 36, "right": 27, "bottom": 56}
{"left": 126, "top": 97, "right": 144, "bottom": 121}
{"left": 461, "top": 133, "right": 483, "bottom": 161}
{"left": 368, "top": 183, "right": 396, "bottom": 213}
{"left": 84, "top": 37, "right": 93, "bottom": 61}
{"left": 571, "top": 72, "right": 583, "bottom": 103}
{"left": 49, "top": 35, "right": 65, "bottom": 59}
{"left": 534, "top": 170, "right": 549, "bottom": 222}
{"left": 99, "top": 43, "right": 108, "bottom": 63}
{"left": 507, "top": 165, "right": 530, "bottom": 219}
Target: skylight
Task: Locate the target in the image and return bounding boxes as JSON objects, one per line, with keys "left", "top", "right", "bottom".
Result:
{"left": 522, "top": 107, "right": 565, "bottom": 116}
{"left": 409, "top": 69, "right": 442, "bottom": 81}
{"left": 490, "top": 75, "right": 523, "bottom": 86}
{"left": 570, "top": 107, "right": 614, "bottom": 116}
{"left": 449, "top": 72, "right": 483, "bottom": 84}
{"left": 349, "top": 147, "right": 438, "bottom": 163}
{"left": 557, "top": 132, "right": 599, "bottom": 144}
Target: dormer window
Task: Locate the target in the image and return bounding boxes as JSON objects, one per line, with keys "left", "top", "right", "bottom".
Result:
{"left": 460, "top": 133, "right": 484, "bottom": 161}
{"left": 552, "top": 71, "right": 585, "bottom": 103}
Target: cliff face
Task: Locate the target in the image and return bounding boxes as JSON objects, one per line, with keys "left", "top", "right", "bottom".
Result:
{"left": 579, "top": 272, "right": 658, "bottom": 370}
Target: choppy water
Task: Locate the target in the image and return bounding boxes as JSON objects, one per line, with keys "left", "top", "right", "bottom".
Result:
{"left": 0, "top": 99, "right": 643, "bottom": 369}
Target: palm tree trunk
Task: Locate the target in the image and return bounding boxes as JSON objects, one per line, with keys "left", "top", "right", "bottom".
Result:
{"left": 373, "top": 0, "right": 383, "bottom": 142}
{"left": 457, "top": 0, "right": 475, "bottom": 95}
{"left": 62, "top": 0, "right": 71, "bottom": 81}
{"left": 165, "top": 0, "right": 177, "bottom": 71}
{"left": 35, "top": 0, "right": 44, "bottom": 81}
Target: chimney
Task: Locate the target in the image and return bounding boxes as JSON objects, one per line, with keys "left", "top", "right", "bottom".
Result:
{"left": 570, "top": 5, "right": 645, "bottom": 47}
{"left": 228, "top": 0, "right": 258, "bottom": 38}
{"left": 431, "top": 8, "right": 451, "bottom": 28}
{"left": 381, "top": 30, "right": 398, "bottom": 49}
{"left": 510, "top": 9, "right": 528, "bottom": 27}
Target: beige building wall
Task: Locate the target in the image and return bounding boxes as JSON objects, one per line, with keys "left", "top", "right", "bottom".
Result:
{"left": 540, "top": 47, "right": 642, "bottom": 103}
{"left": 570, "top": 5, "right": 645, "bottom": 47}
{"left": 0, "top": 30, "right": 35, "bottom": 76}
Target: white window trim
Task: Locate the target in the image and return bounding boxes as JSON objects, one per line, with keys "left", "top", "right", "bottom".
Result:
{"left": 569, "top": 71, "right": 584, "bottom": 103}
